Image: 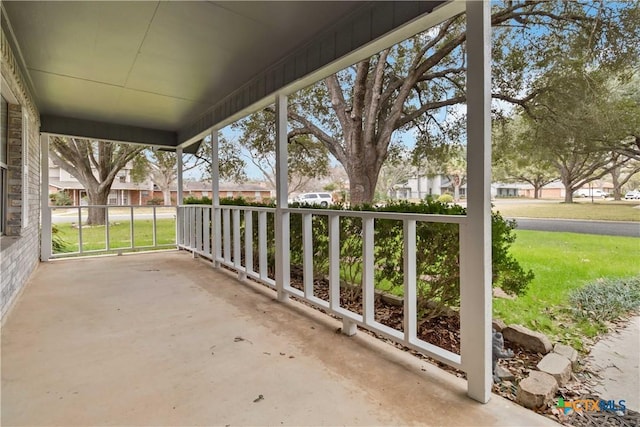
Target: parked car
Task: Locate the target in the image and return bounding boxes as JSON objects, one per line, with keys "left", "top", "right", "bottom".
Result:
{"left": 294, "top": 192, "right": 333, "bottom": 207}
{"left": 573, "top": 189, "right": 608, "bottom": 198}
{"left": 624, "top": 190, "right": 640, "bottom": 200}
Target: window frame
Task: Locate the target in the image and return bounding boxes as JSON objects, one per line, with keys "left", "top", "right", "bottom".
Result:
{"left": 0, "top": 95, "right": 8, "bottom": 236}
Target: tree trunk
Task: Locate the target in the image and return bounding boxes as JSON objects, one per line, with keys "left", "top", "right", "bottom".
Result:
{"left": 163, "top": 189, "right": 172, "bottom": 205}
{"left": 347, "top": 159, "right": 381, "bottom": 205}
{"left": 611, "top": 165, "right": 622, "bottom": 200}
{"left": 86, "top": 187, "right": 110, "bottom": 225}
{"left": 452, "top": 174, "right": 461, "bottom": 201}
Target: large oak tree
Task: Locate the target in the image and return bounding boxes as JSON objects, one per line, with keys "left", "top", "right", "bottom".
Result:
{"left": 280, "top": 1, "right": 638, "bottom": 204}
{"left": 50, "top": 137, "right": 143, "bottom": 224}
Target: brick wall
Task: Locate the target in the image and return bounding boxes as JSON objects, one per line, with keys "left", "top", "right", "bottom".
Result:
{"left": 1, "top": 27, "right": 41, "bottom": 322}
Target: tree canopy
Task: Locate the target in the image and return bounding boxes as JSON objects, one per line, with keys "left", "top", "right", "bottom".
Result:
{"left": 273, "top": 0, "right": 639, "bottom": 204}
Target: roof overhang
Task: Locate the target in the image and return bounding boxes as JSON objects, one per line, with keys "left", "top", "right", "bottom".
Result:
{"left": 2, "top": 1, "right": 455, "bottom": 149}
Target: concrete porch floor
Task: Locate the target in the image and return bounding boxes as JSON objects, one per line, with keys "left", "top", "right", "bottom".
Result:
{"left": 1, "top": 251, "right": 557, "bottom": 426}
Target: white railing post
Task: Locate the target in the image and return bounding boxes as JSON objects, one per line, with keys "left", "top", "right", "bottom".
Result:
{"left": 302, "top": 213, "right": 313, "bottom": 298}
{"left": 274, "top": 94, "right": 290, "bottom": 302}
{"left": 403, "top": 219, "right": 417, "bottom": 345}
{"left": 211, "top": 129, "right": 221, "bottom": 268}
{"left": 258, "top": 211, "right": 267, "bottom": 280}
{"left": 244, "top": 209, "right": 253, "bottom": 274}
{"left": 362, "top": 217, "right": 375, "bottom": 325}
{"left": 461, "top": 0, "right": 492, "bottom": 404}
{"left": 40, "top": 134, "right": 51, "bottom": 261}
{"left": 233, "top": 208, "right": 245, "bottom": 280}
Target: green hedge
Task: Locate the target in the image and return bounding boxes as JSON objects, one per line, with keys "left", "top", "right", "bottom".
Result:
{"left": 184, "top": 197, "right": 533, "bottom": 319}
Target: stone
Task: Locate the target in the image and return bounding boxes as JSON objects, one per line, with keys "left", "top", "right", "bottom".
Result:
{"left": 492, "top": 319, "right": 507, "bottom": 332}
{"left": 379, "top": 292, "right": 403, "bottom": 307}
{"left": 517, "top": 371, "right": 559, "bottom": 409}
{"left": 495, "top": 365, "right": 515, "bottom": 382}
{"left": 502, "top": 324, "right": 553, "bottom": 354}
{"left": 493, "top": 287, "right": 516, "bottom": 300}
{"left": 537, "top": 353, "right": 572, "bottom": 386}
{"left": 553, "top": 343, "right": 579, "bottom": 370}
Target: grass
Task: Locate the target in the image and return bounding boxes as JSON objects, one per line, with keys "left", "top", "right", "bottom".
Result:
{"left": 493, "top": 230, "right": 640, "bottom": 350}
{"left": 54, "top": 218, "right": 176, "bottom": 253}
{"left": 492, "top": 200, "right": 640, "bottom": 221}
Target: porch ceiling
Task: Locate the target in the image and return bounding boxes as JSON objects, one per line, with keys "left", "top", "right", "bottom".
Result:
{"left": 1, "top": 1, "right": 448, "bottom": 148}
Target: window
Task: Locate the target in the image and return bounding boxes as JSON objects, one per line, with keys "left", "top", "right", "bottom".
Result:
{"left": 1, "top": 96, "right": 8, "bottom": 235}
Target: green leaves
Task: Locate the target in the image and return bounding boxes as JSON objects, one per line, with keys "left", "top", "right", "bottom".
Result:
{"left": 569, "top": 277, "right": 640, "bottom": 323}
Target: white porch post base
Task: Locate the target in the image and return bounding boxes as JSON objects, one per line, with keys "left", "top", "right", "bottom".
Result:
{"left": 341, "top": 319, "right": 357, "bottom": 337}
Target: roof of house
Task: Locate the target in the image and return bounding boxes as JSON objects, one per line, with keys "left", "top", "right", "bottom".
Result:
{"left": 49, "top": 180, "right": 271, "bottom": 193}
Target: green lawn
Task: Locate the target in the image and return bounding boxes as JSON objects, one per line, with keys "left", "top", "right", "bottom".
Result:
{"left": 494, "top": 230, "right": 640, "bottom": 350}
{"left": 492, "top": 200, "right": 640, "bottom": 221}
{"left": 54, "top": 218, "right": 176, "bottom": 253}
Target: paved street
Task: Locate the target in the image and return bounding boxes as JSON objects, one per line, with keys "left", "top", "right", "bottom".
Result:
{"left": 513, "top": 218, "right": 639, "bottom": 237}
{"left": 51, "top": 208, "right": 176, "bottom": 224}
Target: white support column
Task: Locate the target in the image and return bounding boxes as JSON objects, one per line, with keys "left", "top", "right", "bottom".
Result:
{"left": 40, "top": 134, "right": 51, "bottom": 261}
{"left": 274, "top": 94, "right": 290, "bottom": 302}
{"left": 211, "top": 129, "right": 221, "bottom": 268}
{"left": 460, "top": 0, "right": 492, "bottom": 404}
{"left": 176, "top": 146, "right": 184, "bottom": 247}
{"left": 176, "top": 147, "right": 184, "bottom": 205}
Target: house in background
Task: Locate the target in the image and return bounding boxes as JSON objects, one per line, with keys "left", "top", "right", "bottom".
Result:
{"left": 48, "top": 160, "right": 273, "bottom": 205}
{"left": 183, "top": 181, "right": 273, "bottom": 202}
{"left": 391, "top": 175, "right": 444, "bottom": 200}
{"left": 48, "top": 159, "right": 154, "bottom": 205}
{"left": 492, "top": 180, "right": 615, "bottom": 199}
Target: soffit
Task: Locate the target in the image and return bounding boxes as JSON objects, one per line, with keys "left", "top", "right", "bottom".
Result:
{"left": 2, "top": 1, "right": 450, "bottom": 147}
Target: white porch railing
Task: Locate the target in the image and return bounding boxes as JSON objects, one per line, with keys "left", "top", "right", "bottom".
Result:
{"left": 48, "top": 205, "right": 177, "bottom": 258}
{"left": 177, "top": 204, "right": 466, "bottom": 369}
{"left": 178, "top": 204, "right": 276, "bottom": 287}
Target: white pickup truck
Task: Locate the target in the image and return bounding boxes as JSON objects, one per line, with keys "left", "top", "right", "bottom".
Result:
{"left": 573, "top": 189, "right": 608, "bottom": 198}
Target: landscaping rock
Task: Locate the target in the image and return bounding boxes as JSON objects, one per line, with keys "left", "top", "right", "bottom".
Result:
{"left": 493, "top": 287, "right": 516, "bottom": 300}
{"left": 492, "top": 319, "right": 507, "bottom": 332}
{"left": 495, "top": 365, "right": 515, "bottom": 382}
{"left": 517, "top": 371, "right": 559, "bottom": 409}
{"left": 502, "top": 324, "right": 553, "bottom": 354}
{"left": 553, "top": 343, "right": 579, "bottom": 370}
{"left": 537, "top": 352, "right": 572, "bottom": 385}
{"left": 379, "top": 292, "right": 403, "bottom": 307}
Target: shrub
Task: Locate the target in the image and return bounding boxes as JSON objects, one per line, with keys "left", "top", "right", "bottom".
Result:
{"left": 49, "top": 192, "right": 72, "bottom": 206}
{"left": 569, "top": 277, "right": 640, "bottom": 323}
{"left": 146, "top": 197, "right": 164, "bottom": 205}
{"left": 203, "top": 198, "right": 533, "bottom": 320}
{"left": 287, "top": 199, "right": 533, "bottom": 319}
{"left": 184, "top": 195, "right": 212, "bottom": 205}
{"left": 437, "top": 193, "right": 454, "bottom": 204}
{"left": 51, "top": 224, "right": 71, "bottom": 253}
